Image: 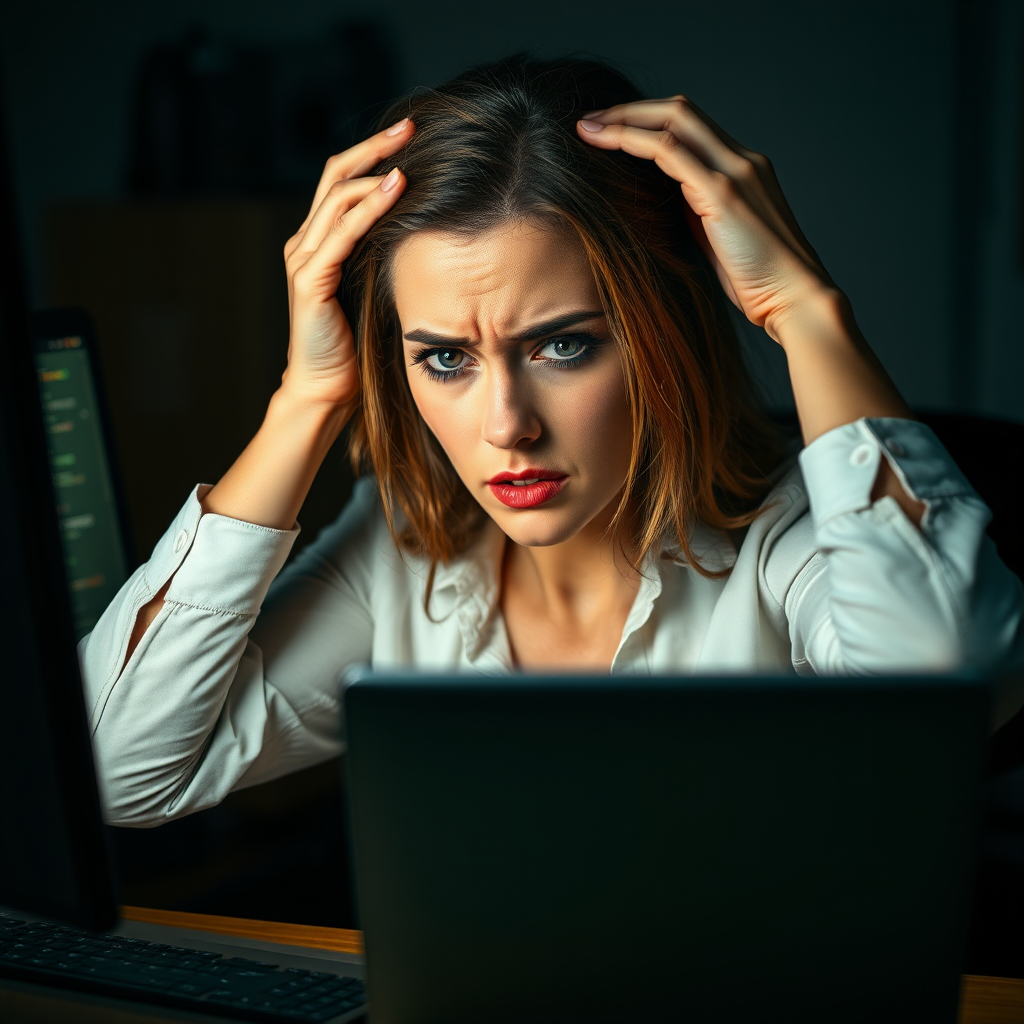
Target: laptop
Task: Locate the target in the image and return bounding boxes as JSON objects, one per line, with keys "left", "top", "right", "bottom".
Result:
{"left": 341, "top": 666, "right": 992, "bottom": 1023}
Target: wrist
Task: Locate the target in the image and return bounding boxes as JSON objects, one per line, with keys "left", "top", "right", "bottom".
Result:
{"left": 268, "top": 385, "right": 356, "bottom": 445}
{"left": 776, "top": 286, "right": 913, "bottom": 448}
{"left": 766, "top": 284, "right": 852, "bottom": 353}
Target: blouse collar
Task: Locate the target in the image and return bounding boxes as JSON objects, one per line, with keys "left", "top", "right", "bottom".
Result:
{"left": 426, "top": 515, "right": 738, "bottom": 668}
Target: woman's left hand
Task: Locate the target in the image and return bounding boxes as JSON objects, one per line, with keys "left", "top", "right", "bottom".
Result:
{"left": 576, "top": 96, "right": 837, "bottom": 344}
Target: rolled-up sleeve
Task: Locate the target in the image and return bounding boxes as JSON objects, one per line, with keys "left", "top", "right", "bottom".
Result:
{"left": 78, "top": 479, "right": 380, "bottom": 826}
{"left": 785, "top": 417, "right": 1024, "bottom": 730}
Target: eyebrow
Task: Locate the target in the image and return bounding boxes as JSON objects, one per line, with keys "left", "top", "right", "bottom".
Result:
{"left": 402, "top": 309, "right": 606, "bottom": 347}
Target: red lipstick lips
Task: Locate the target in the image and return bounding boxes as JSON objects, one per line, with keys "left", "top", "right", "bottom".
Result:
{"left": 487, "top": 468, "right": 568, "bottom": 509}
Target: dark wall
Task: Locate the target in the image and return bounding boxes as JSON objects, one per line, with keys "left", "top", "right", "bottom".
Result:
{"left": 5, "top": 0, "right": 1012, "bottom": 420}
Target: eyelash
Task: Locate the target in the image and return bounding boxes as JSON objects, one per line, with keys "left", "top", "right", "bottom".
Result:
{"left": 411, "top": 332, "right": 604, "bottom": 383}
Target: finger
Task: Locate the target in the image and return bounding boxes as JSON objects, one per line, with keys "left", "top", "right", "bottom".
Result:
{"left": 578, "top": 116, "right": 824, "bottom": 275}
{"left": 577, "top": 118, "right": 724, "bottom": 218}
{"left": 652, "top": 100, "right": 823, "bottom": 268}
{"left": 583, "top": 96, "right": 748, "bottom": 176}
{"left": 667, "top": 95, "right": 754, "bottom": 162}
{"left": 588, "top": 94, "right": 757, "bottom": 167}
{"left": 285, "top": 175, "right": 383, "bottom": 263}
{"left": 582, "top": 99, "right": 830, "bottom": 279}
{"left": 299, "top": 118, "right": 414, "bottom": 236}
{"left": 291, "top": 168, "right": 406, "bottom": 300}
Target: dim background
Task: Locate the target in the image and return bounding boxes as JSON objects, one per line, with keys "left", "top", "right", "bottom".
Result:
{"left": 2, "top": 0, "right": 1023, "bottom": 977}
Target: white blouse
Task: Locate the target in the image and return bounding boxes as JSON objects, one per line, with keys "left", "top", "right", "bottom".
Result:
{"left": 78, "top": 417, "right": 1024, "bottom": 827}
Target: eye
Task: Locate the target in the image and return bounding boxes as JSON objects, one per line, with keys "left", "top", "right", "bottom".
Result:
{"left": 540, "top": 337, "right": 586, "bottom": 360}
{"left": 425, "top": 349, "right": 467, "bottom": 372}
{"left": 411, "top": 346, "right": 473, "bottom": 382}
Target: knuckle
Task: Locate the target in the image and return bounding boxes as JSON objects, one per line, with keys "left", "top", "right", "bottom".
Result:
{"left": 735, "top": 156, "right": 758, "bottom": 181}
{"left": 291, "top": 262, "right": 314, "bottom": 291}
{"left": 658, "top": 128, "right": 681, "bottom": 150}
{"left": 327, "top": 179, "right": 348, "bottom": 198}
{"left": 671, "top": 96, "right": 691, "bottom": 118}
{"left": 710, "top": 168, "right": 737, "bottom": 196}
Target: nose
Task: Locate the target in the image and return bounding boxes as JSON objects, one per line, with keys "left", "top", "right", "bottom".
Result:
{"left": 481, "top": 370, "right": 541, "bottom": 450}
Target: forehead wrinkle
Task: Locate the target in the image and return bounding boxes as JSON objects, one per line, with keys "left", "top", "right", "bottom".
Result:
{"left": 392, "top": 222, "right": 598, "bottom": 345}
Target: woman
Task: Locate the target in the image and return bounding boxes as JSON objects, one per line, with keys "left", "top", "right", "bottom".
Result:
{"left": 80, "top": 53, "right": 1024, "bottom": 826}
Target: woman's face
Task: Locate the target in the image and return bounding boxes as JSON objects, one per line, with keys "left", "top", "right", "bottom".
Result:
{"left": 391, "top": 219, "right": 633, "bottom": 548}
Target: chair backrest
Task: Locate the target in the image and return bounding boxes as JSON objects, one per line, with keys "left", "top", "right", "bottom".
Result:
{"left": 915, "top": 412, "right": 1023, "bottom": 585}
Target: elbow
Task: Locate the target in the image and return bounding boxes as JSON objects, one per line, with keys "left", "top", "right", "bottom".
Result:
{"left": 92, "top": 735, "right": 212, "bottom": 828}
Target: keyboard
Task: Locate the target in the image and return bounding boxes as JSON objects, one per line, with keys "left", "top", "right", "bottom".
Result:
{"left": 0, "top": 916, "right": 366, "bottom": 1022}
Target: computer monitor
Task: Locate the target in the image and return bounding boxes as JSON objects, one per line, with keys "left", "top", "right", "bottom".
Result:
{"left": 30, "top": 306, "right": 136, "bottom": 641}
{"left": 0, "top": 72, "right": 118, "bottom": 932}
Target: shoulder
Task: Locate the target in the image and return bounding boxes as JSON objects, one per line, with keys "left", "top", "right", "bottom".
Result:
{"left": 285, "top": 477, "right": 431, "bottom": 595}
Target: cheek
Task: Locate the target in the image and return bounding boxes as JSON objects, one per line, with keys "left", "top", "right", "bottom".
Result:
{"left": 547, "top": 363, "right": 632, "bottom": 470}
{"left": 406, "top": 376, "right": 471, "bottom": 464}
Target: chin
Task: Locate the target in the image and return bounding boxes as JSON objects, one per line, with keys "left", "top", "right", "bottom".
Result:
{"left": 491, "top": 506, "right": 592, "bottom": 548}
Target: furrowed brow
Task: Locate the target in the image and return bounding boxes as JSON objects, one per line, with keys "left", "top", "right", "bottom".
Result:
{"left": 403, "top": 309, "right": 606, "bottom": 347}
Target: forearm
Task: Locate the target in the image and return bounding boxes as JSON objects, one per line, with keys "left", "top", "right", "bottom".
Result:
{"left": 201, "top": 387, "right": 354, "bottom": 530}
{"left": 122, "top": 389, "right": 352, "bottom": 670}
{"left": 773, "top": 287, "right": 926, "bottom": 528}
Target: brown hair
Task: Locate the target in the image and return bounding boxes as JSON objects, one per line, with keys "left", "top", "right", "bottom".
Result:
{"left": 338, "top": 51, "right": 790, "bottom": 594}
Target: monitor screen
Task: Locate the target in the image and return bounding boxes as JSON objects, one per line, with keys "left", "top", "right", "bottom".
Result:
{"left": 33, "top": 322, "right": 130, "bottom": 641}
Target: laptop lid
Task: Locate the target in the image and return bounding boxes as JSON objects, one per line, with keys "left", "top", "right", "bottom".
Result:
{"left": 342, "top": 668, "right": 991, "bottom": 1024}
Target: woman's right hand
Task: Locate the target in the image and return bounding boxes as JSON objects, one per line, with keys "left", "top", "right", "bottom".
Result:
{"left": 280, "top": 117, "right": 414, "bottom": 409}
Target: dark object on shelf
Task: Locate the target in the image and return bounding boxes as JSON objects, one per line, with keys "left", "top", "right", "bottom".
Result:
{"left": 125, "top": 21, "right": 398, "bottom": 198}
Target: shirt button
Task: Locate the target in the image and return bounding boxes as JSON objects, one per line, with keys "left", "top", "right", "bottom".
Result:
{"left": 850, "top": 443, "right": 875, "bottom": 467}
{"left": 173, "top": 529, "right": 189, "bottom": 554}
{"left": 886, "top": 439, "right": 906, "bottom": 457}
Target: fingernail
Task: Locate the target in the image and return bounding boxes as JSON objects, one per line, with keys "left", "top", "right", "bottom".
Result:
{"left": 581, "top": 110, "right": 603, "bottom": 119}
{"left": 579, "top": 119, "right": 605, "bottom": 132}
{"left": 381, "top": 166, "right": 400, "bottom": 192}
{"left": 385, "top": 117, "right": 409, "bottom": 136}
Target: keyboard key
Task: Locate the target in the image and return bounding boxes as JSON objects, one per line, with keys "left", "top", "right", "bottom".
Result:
{"left": 219, "top": 957, "right": 280, "bottom": 970}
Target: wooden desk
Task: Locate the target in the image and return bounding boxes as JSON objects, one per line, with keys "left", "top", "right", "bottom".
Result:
{"left": 119, "top": 906, "right": 1024, "bottom": 1024}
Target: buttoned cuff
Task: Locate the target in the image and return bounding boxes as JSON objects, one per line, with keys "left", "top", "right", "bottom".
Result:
{"left": 797, "top": 417, "right": 978, "bottom": 529}
{"left": 150, "top": 484, "right": 302, "bottom": 616}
